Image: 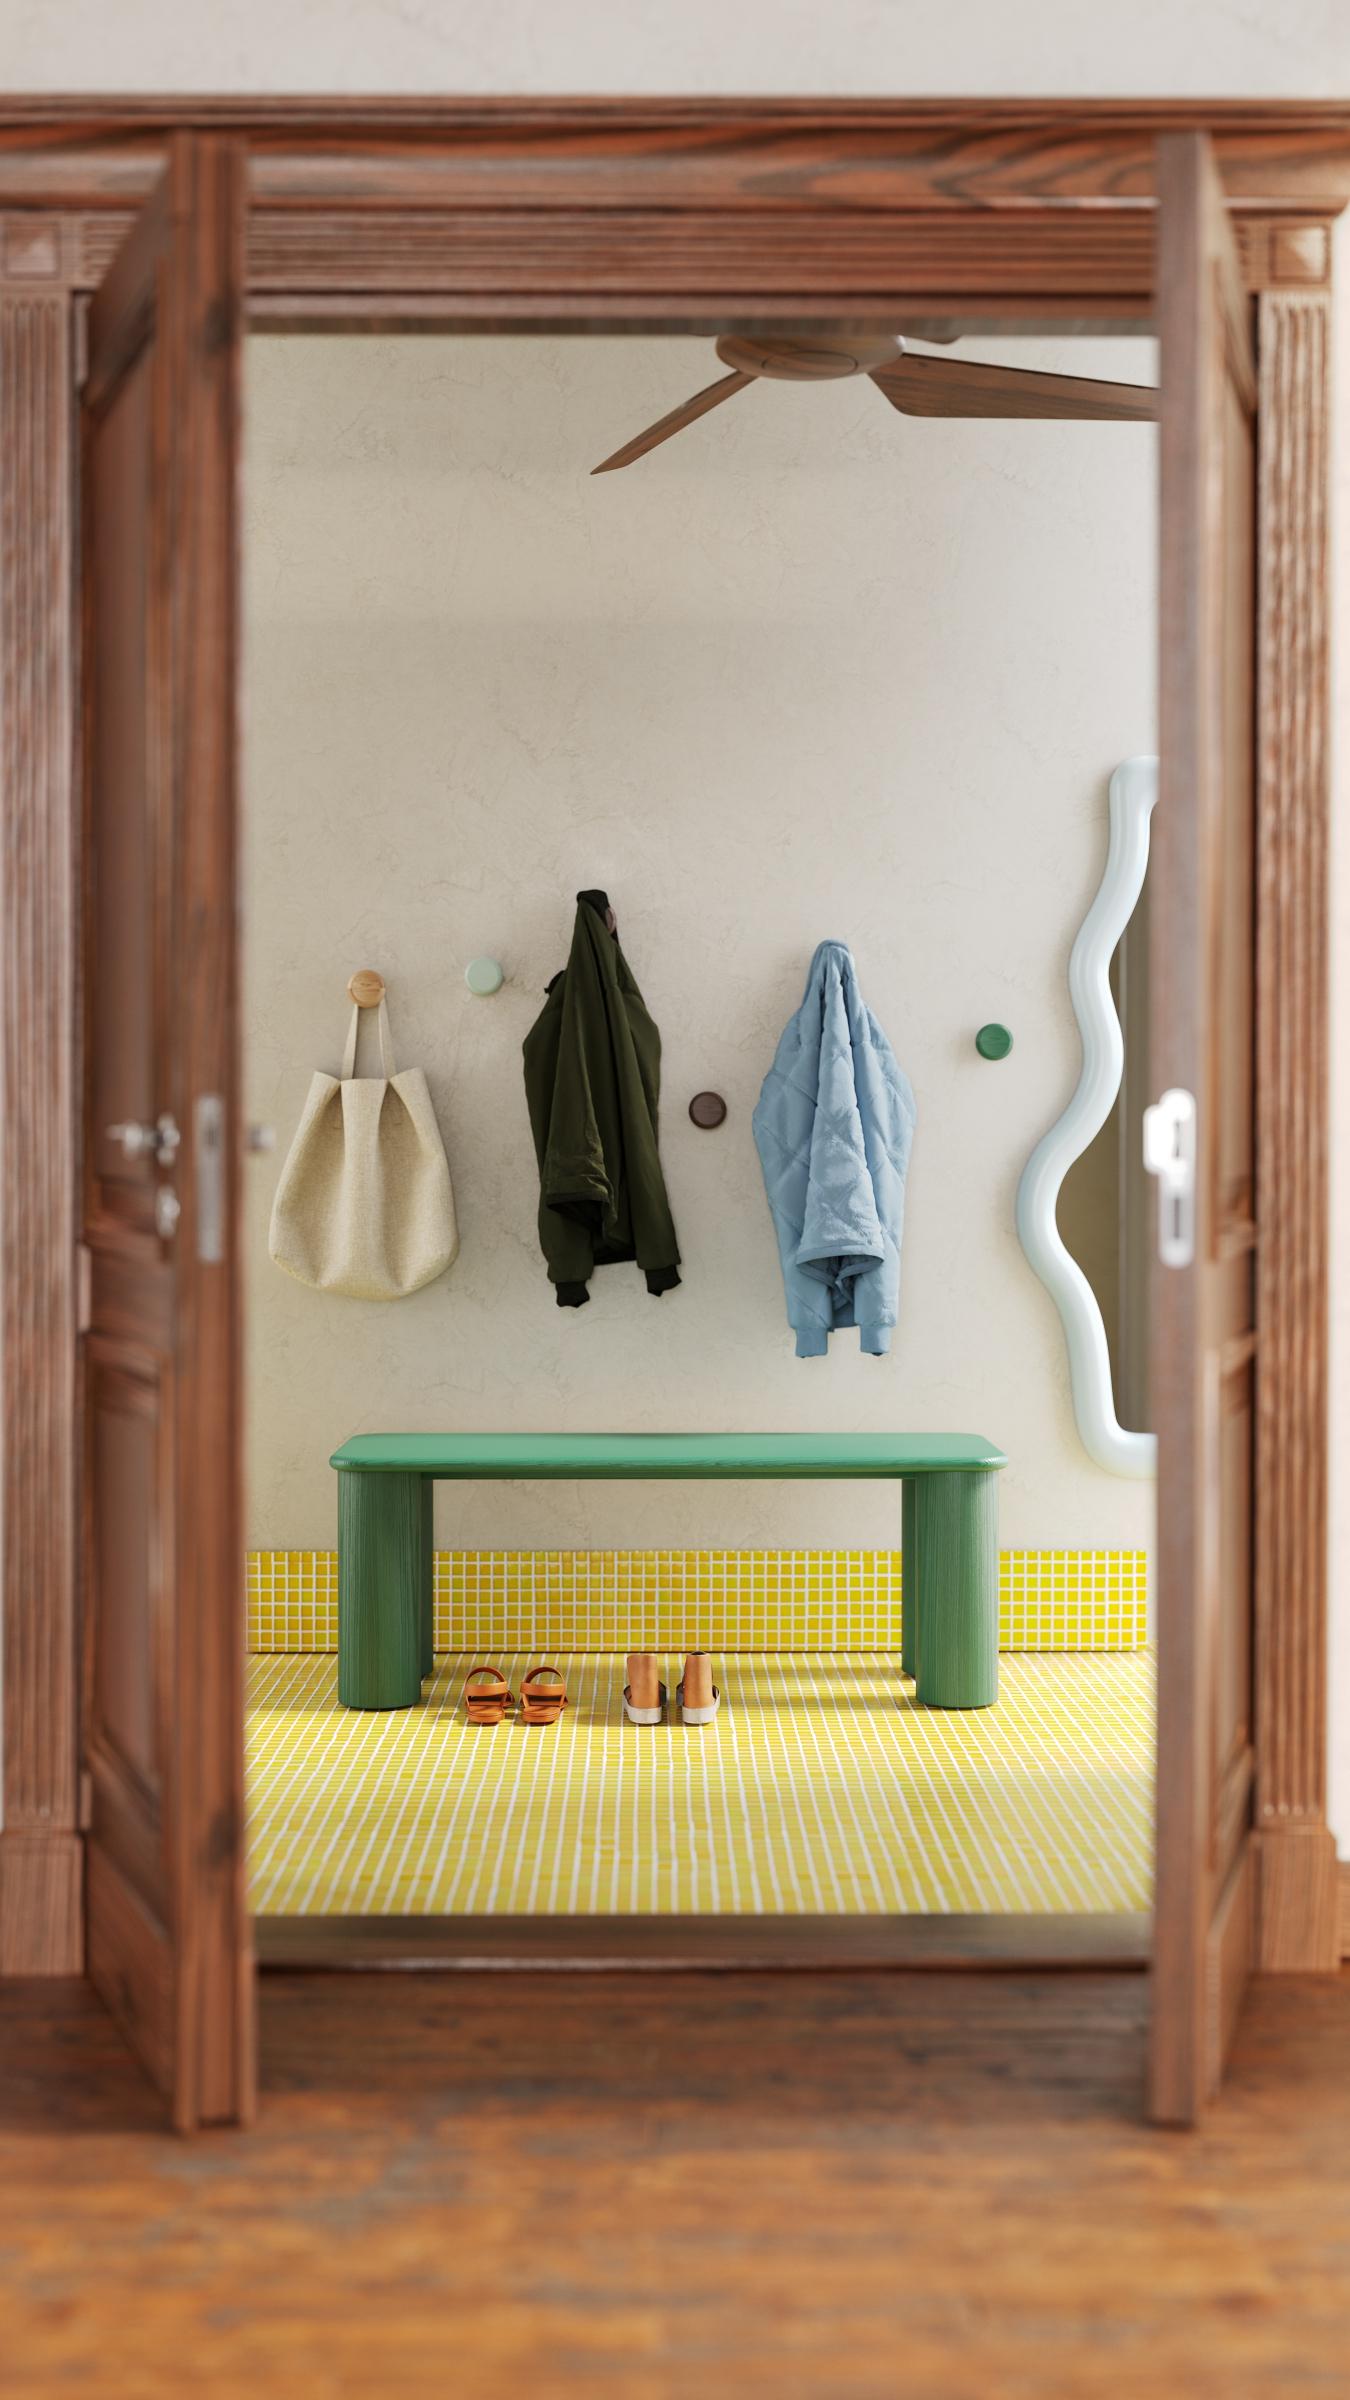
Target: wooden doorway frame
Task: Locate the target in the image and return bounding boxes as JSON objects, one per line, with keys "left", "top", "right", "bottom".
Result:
{"left": 0, "top": 95, "right": 1340, "bottom": 1981}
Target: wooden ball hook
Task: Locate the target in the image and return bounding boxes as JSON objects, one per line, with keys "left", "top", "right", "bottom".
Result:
{"left": 347, "top": 968, "right": 386, "bottom": 1009}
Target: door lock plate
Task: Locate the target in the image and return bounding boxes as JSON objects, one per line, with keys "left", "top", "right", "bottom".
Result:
{"left": 196, "top": 1094, "right": 226, "bottom": 1263}
{"left": 1143, "top": 1087, "right": 1198, "bottom": 1269}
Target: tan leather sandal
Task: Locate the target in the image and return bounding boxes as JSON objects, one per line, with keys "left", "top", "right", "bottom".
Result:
{"left": 677, "top": 1652, "right": 721, "bottom": 1726}
{"left": 463, "top": 1666, "right": 514, "bottom": 1724}
{"left": 520, "top": 1665, "right": 568, "bottom": 1725}
{"left": 623, "top": 1652, "right": 666, "bottom": 1725}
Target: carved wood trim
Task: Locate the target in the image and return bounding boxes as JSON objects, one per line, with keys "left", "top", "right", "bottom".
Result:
{"left": 0, "top": 99, "right": 1347, "bottom": 216}
{"left": 0, "top": 287, "right": 81, "bottom": 1973}
{"left": 81, "top": 202, "right": 1165, "bottom": 337}
{"left": 0, "top": 204, "right": 1322, "bottom": 339}
{"left": 1262, "top": 220, "right": 1333, "bottom": 288}
{"left": 0, "top": 1831, "right": 82, "bottom": 1974}
{"left": 1253, "top": 287, "right": 1338, "bottom": 1972}
{"left": 151, "top": 206, "right": 1167, "bottom": 310}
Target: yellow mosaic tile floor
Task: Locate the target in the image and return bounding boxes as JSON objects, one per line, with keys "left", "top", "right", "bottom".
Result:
{"left": 247, "top": 1650, "right": 1154, "bottom": 1916}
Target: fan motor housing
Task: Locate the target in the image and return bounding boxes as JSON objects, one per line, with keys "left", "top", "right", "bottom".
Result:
{"left": 715, "top": 334, "right": 901, "bottom": 382}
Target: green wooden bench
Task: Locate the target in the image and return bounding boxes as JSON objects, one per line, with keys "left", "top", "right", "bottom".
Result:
{"left": 330, "top": 1431, "right": 1006, "bottom": 1714}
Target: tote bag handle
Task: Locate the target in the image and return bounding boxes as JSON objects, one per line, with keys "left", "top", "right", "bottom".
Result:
{"left": 340, "top": 995, "right": 398, "bottom": 1081}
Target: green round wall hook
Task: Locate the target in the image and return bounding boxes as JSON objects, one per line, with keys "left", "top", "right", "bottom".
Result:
{"left": 465, "top": 956, "right": 505, "bottom": 997}
{"left": 975, "top": 1022, "right": 1013, "bottom": 1061}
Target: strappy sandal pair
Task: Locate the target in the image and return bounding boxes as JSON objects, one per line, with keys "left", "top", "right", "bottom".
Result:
{"left": 623, "top": 1651, "right": 721, "bottom": 1727}
{"left": 462, "top": 1665, "right": 567, "bottom": 1726}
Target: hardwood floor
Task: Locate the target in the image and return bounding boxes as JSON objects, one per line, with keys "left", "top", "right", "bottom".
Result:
{"left": 2, "top": 1969, "right": 1349, "bottom": 2395}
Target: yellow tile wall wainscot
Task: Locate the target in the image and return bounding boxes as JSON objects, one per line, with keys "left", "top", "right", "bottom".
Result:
{"left": 247, "top": 1549, "right": 1147, "bottom": 1656}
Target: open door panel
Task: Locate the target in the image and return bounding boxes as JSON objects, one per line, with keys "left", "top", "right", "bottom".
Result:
{"left": 1149, "top": 131, "right": 1259, "bottom": 2126}
{"left": 80, "top": 133, "right": 253, "bottom": 2130}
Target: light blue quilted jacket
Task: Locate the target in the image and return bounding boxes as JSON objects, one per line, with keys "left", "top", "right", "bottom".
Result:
{"left": 752, "top": 942, "right": 916, "bottom": 1358}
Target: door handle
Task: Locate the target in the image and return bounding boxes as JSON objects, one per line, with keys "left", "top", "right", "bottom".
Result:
{"left": 106, "top": 1113, "right": 181, "bottom": 1168}
{"left": 1143, "top": 1087, "right": 1197, "bottom": 1269}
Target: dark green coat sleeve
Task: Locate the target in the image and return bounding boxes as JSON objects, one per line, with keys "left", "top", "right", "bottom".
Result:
{"left": 610, "top": 967, "right": 681, "bottom": 1283}
{"left": 521, "top": 978, "right": 597, "bottom": 1293}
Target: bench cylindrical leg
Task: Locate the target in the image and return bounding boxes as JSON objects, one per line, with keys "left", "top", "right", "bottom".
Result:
{"left": 901, "top": 1478, "right": 919, "bottom": 1680}
{"left": 338, "top": 1470, "right": 426, "bottom": 1709}
{"left": 419, "top": 1477, "right": 434, "bottom": 1682}
{"left": 912, "top": 1469, "right": 999, "bottom": 1709}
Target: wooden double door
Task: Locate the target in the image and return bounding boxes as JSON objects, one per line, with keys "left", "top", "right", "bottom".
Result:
{"left": 77, "top": 129, "right": 1262, "bottom": 2129}
{"left": 80, "top": 137, "right": 251, "bottom": 2131}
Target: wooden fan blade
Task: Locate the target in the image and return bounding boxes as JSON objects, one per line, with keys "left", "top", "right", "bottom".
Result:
{"left": 591, "top": 369, "right": 753, "bottom": 473}
{"left": 870, "top": 352, "right": 1157, "bottom": 423}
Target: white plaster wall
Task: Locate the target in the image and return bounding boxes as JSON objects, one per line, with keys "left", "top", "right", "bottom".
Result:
{"left": 243, "top": 329, "right": 1157, "bottom": 1553}
{"left": 1, "top": 1, "right": 1346, "bottom": 98}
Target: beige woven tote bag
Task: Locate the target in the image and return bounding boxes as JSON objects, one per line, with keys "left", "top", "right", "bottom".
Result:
{"left": 268, "top": 996, "right": 459, "bottom": 1299}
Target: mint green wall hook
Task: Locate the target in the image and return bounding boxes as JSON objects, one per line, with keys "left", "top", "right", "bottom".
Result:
{"left": 465, "top": 956, "right": 504, "bottom": 997}
{"left": 975, "top": 1023, "right": 1013, "bottom": 1061}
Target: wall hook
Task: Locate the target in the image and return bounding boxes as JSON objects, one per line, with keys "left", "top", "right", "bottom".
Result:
{"left": 465, "top": 956, "right": 505, "bottom": 997}
{"left": 347, "top": 968, "right": 386, "bottom": 1008}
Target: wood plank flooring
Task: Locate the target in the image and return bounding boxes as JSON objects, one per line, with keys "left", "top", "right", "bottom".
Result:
{"left": 2, "top": 1970, "right": 1349, "bottom": 2396}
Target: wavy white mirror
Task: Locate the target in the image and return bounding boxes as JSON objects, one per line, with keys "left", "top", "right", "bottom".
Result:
{"left": 1017, "top": 756, "right": 1159, "bottom": 1479}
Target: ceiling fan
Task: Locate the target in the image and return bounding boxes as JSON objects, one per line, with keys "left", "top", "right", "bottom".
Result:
{"left": 592, "top": 334, "right": 1157, "bottom": 473}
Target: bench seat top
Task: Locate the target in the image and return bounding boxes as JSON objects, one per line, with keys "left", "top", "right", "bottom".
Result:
{"left": 330, "top": 1431, "right": 1006, "bottom": 1479}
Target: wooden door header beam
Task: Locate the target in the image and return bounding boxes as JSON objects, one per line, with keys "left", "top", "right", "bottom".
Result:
{"left": 0, "top": 95, "right": 1349, "bottom": 128}
{"left": 0, "top": 98, "right": 1346, "bottom": 214}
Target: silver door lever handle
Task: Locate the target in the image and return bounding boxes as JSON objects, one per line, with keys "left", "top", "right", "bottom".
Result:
{"left": 106, "top": 1114, "right": 181, "bottom": 1167}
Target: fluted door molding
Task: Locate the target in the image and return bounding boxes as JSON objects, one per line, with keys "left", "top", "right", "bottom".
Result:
{"left": 1253, "top": 286, "right": 1338, "bottom": 1971}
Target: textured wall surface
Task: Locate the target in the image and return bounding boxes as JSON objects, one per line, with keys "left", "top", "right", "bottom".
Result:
{"left": 3, "top": 0, "right": 1347, "bottom": 95}
{"left": 244, "top": 331, "right": 1157, "bottom": 1553}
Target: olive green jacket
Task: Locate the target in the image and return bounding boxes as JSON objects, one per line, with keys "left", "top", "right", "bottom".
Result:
{"left": 522, "top": 893, "right": 681, "bottom": 1308}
